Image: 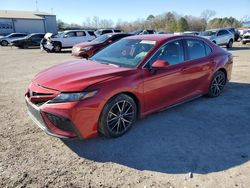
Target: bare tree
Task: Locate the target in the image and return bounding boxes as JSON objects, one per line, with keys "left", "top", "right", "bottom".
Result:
{"left": 201, "top": 9, "right": 216, "bottom": 22}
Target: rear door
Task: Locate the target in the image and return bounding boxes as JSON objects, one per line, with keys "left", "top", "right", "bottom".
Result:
{"left": 217, "top": 30, "right": 229, "bottom": 44}
{"left": 181, "top": 38, "right": 214, "bottom": 95}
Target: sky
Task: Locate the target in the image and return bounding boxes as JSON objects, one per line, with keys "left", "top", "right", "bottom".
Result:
{"left": 1, "top": 0, "right": 250, "bottom": 24}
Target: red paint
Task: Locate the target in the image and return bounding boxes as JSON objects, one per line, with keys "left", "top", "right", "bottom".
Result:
{"left": 26, "top": 35, "right": 233, "bottom": 139}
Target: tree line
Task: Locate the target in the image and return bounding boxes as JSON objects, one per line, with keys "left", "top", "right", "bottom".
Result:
{"left": 57, "top": 9, "right": 244, "bottom": 32}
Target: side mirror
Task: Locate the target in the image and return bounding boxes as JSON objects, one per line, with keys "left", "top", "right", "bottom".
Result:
{"left": 151, "top": 59, "right": 170, "bottom": 69}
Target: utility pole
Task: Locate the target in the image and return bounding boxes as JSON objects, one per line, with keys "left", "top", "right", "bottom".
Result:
{"left": 35, "top": 0, "right": 39, "bottom": 12}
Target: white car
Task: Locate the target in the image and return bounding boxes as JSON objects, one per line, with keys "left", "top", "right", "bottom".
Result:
{"left": 242, "top": 32, "right": 250, "bottom": 45}
{"left": 201, "top": 29, "right": 234, "bottom": 48}
{"left": 41, "top": 30, "right": 96, "bottom": 52}
{"left": 94, "top": 29, "right": 121, "bottom": 37}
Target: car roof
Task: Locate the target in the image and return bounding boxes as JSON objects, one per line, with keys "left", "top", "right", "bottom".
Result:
{"left": 126, "top": 34, "right": 178, "bottom": 42}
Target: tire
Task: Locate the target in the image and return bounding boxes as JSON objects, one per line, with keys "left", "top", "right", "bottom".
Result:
{"left": 242, "top": 41, "right": 246, "bottom": 45}
{"left": 99, "top": 94, "right": 137, "bottom": 138}
{"left": 53, "top": 43, "right": 62, "bottom": 52}
{"left": 206, "top": 70, "right": 226, "bottom": 98}
{"left": 1, "top": 40, "right": 8, "bottom": 46}
{"left": 226, "top": 39, "right": 233, "bottom": 48}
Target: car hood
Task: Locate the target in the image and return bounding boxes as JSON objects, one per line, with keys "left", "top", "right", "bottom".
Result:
{"left": 201, "top": 36, "right": 213, "bottom": 40}
{"left": 32, "top": 60, "right": 132, "bottom": 92}
{"left": 74, "top": 41, "right": 101, "bottom": 48}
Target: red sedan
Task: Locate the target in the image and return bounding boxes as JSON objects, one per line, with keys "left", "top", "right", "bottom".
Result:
{"left": 25, "top": 34, "right": 233, "bottom": 139}
{"left": 72, "top": 33, "right": 131, "bottom": 58}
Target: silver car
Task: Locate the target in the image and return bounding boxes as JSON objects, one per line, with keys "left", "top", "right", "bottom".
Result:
{"left": 201, "top": 29, "right": 234, "bottom": 48}
{"left": 0, "top": 33, "right": 27, "bottom": 46}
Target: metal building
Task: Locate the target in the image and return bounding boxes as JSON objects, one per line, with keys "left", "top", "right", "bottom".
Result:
{"left": 0, "top": 10, "right": 57, "bottom": 35}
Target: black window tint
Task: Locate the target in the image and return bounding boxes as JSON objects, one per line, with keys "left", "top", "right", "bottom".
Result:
{"left": 88, "top": 31, "right": 95, "bottom": 36}
{"left": 147, "top": 40, "right": 184, "bottom": 67}
{"left": 110, "top": 35, "right": 125, "bottom": 42}
{"left": 102, "top": 30, "right": 113, "bottom": 34}
{"left": 114, "top": 29, "right": 121, "bottom": 32}
{"left": 186, "top": 39, "right": 206, "bottom": 60}
{"left": 218, "top": 30, "right": 229, "bottom": 36}
{"left": 204, "top": 43, "right": 212, "bottom": 55}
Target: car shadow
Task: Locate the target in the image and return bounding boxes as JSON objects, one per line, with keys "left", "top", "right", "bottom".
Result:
{"left": 63, "top": 82, "right": 250, "bottom": 174}
{"left": 227, "top": 46, "right": 250, "bottom": 51}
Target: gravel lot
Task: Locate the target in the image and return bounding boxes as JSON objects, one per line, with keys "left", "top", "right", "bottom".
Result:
{"left": 1, "top": 43, "right": 250, "bottom": 188}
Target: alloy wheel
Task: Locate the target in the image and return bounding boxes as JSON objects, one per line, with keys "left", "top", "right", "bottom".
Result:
{"left": 211, "top": 72, "right": 226, "bottom": 96}
{"left": 107, "top": 100, "right": 135, "bottom": 135}
{"left": 1, "top": 40, "right": 8, "bottom": 46}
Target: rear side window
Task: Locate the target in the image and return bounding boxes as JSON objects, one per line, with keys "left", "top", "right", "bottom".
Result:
{"left": 204, "top": 43, "right": 212, "bottom": 56}
{"left": 76, "top": 31, "right": 86, "bottom": 36}
{"left": 87, "top": 31, "right": 96, "bottom": 36}
{"left": 218, "top": 30, "right": 229, "bottom": 36}
{"left": 186, "top": 39, "right": 206, "bottom": 60}
{"left": 114, "top": 29, "right": 121, "bottom": 32}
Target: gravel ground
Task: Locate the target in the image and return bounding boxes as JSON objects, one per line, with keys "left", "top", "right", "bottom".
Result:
{"left": 0, "top": 43, "right": 250, "bottom": 188}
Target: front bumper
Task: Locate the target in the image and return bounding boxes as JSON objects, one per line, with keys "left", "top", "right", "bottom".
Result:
{"left": 25, "top": 96, "right": 73, "bottom": 139}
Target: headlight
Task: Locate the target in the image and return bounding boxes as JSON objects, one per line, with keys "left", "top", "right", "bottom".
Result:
{"left": 48, "top": 91, "right": 98, "bottom": 103}
{"left": 73, "top": 47, "right": 81, "bottom": 52}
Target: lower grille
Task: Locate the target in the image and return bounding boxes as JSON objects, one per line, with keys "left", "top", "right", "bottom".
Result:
{"left": 44, "top": 112, "right": 76, "bottom": 133}
{"left": 26, "top": 98, "right": 47, "bottom": 130}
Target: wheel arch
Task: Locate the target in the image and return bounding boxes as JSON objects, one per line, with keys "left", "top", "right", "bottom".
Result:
{"left": 104, "top": 91, "right": 141, "bottom": 118}
{"left": 217, "top": 67, "right": 228, "bottom": 80}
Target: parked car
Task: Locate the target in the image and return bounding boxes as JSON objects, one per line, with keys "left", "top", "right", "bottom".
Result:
{"left": 94, "top": 29, "right": 121, "bottom": 36}
{"left": 183, "top": 31, "right": 200, "bottom": 36}
{"left": 41, "top": 30, "right": 96, "bottom": 52}
{"left": 11, "top": 33, "right": 45, "bottom": 48}
{"left": 72, "top": 33, "right": 132, "bottom": 58}
{"left": 201, "top": 29, "right": 234, "bottom": 48}
{"left": 238, "top": 29, "right": 250, "bottom": 40}
{"left": 25, "top": 34, "right": 233, "bottom": 139}
{"left": 0, "top": 33, "right": 27, "bottom": 46}
{"left": 226, "top": 27, "right": 240, "bottom": 41}
{"left": 130, "top": 29, "right": 155, "bottom": 35}
{"left": 242, "top": 32, "right": 250, "bottom": 45}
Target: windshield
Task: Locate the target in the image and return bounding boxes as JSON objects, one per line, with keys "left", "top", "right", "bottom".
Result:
{"left": 202, "top": 30, "right": 217, "bottom": 36}
{"left": 90, "top": 39, "right": 156, "bottom": 68}
{"left": 92, "top": 34, "right": 112, "bottom": 43}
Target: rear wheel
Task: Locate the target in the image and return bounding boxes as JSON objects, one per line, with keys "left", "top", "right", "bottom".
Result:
{"left": 99, "top": 94, "right": 137, "bottom": 138}
{"left": 226, "top": 39, "right": 233, "bottom": 48}
{"left": 207, "top": 71, "right": 226, "bottom": 97}
{"left": 1, "top": 40, "right": 8, "bottom": 46}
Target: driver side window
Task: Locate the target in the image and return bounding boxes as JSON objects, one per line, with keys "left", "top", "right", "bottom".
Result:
{"left": 147, "top": 40, "right": 184, "bottom": 68}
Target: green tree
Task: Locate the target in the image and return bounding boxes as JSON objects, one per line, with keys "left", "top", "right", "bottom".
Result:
{"left": 177, "top": 17, "right": 189, "bottom": 32}
{"left": 147, "top": 14, "right": 155, "bottom": 21}
{"left": 164, "top": 12, "right": 177, "bottom": 32}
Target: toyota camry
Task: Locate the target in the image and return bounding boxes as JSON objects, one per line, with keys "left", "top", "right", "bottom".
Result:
{"left": 25, "top": 34, "right": 233, "bottom": 139}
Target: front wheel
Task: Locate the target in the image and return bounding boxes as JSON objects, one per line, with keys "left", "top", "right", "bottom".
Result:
{"left": 226, "top": 39, "right": 233, "bottom": 48}
{"left": 53, "top": 43, "right": 62, "bottom": 52}
{"left": 1, "top": 40, "right": 9, "bottom": 46}
{"left": 206, "top": 71, "right": 226, "bottom": 98}
{"left": 99, "top": 94, "right": 137, "bottom": 138}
